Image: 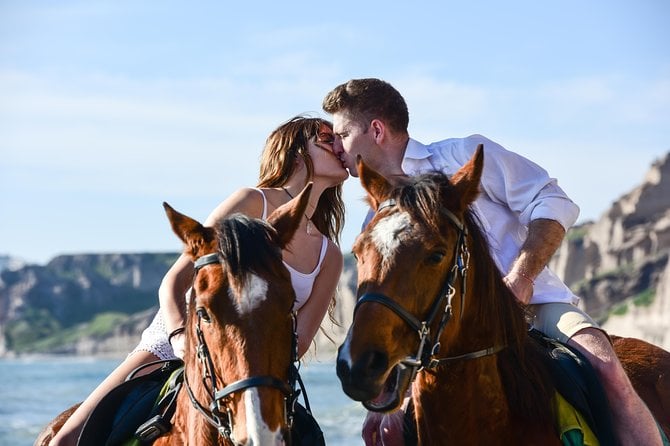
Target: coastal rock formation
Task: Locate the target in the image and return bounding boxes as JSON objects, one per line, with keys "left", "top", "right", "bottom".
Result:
{"left": 550, "top": 152, "right": 670, "bottom": 349}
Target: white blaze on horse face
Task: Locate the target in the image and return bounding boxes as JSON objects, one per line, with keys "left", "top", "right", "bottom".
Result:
{"left": 230, "top": 273, "right": 269, "bottom": 315}
{"left": 244, "top": 389, "right": 284, "bottom": 445}
{"left": 339, "top": 328, "right": 354, "bottom": 365}
{"left": 370, "top": 211, "right": 413, "bottom": 267}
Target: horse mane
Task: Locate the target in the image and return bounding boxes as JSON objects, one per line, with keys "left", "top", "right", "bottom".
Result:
{"left": 214, "top": 213, "right": 284, "bottom": 291}
{"left": 393, "top": 172, "right": 557, "bottom": 425}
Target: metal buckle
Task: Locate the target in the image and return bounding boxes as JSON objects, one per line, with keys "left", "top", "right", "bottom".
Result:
{"left": 135, "top": 414, "right": 172, "bottom": 442}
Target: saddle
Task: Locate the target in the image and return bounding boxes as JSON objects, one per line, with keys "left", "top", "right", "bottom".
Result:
{"left": 77, "top": 359, "right": 325, "bottom": 446}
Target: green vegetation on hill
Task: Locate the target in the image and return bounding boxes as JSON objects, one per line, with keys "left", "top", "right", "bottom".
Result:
{"left": 7, "top": 312, "right": 130, "bottom": 353}
{"left": 0, "top": 252, "right": 177, "bottom": 355}
{"left": 4, "top": 307, "right": 61, "bottom": 351}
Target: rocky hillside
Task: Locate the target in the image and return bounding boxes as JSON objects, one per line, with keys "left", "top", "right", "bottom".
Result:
{"left": 550, "top": 152, "right": 670, "bottom": 349}
{"left": 0, "top": 253, "right": 177, "bottom": 356}
{"left": 1, "top": 151, "right": 669, "bottom": 357}
{"left": 0, "top": 250, "right": 355, "bottom": 359}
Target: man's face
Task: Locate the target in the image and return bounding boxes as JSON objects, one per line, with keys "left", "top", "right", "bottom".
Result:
{"left": 331, "top": 112, "right": 375, "bottom": 177}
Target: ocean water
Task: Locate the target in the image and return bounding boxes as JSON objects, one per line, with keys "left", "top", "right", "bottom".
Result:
{"left": 0, "top": 357, "right": 366, "bottom": 445}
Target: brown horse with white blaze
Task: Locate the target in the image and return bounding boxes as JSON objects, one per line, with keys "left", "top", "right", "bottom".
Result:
{"left": 36, "top": 185, "right": 313, "bottom": 446}
{"left": 336, "top": 147, "right": 670, "bottom": 444}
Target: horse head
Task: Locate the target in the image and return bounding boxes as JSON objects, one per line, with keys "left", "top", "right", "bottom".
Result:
{"left": 163, "top": 184, "right": 312, "bottom": 446}
{"left": 336, "top": 147, "right": 489, "bottom": 412}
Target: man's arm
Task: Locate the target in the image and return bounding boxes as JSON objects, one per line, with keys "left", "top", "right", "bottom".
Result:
{"left": 504, "top": 218, "right": 566, "bottom": 304}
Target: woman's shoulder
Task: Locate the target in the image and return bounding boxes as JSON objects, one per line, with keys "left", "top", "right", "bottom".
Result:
{"left": 322, "top": 238, "right": 343, "bottom": 269}
{"left": 229, "top": 187, "right": 264, "bottom": 202}
{"left": 204, "top": 187, "right": 265, "bottom": 225}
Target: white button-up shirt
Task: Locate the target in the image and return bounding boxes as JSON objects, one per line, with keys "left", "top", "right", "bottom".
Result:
{"left": 377, "top": 134, "right": 580, "bottom": 305}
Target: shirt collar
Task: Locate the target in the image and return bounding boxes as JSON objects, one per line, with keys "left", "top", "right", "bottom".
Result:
{"left": 401, "top": 138, "right": 432, "bottom": 175}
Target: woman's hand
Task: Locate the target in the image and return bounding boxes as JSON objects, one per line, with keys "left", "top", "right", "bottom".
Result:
{"left": 168, "top": 327, "right": 186, "bottom": 359}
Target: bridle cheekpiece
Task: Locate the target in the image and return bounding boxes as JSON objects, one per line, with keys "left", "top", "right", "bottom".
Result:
{"left": 355, "top": 198, "right": 505, "bottom": 405}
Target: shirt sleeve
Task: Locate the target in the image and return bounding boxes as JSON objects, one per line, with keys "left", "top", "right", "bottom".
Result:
{"left": 455, "top": 135, "right": 580, "bottom": 231}
{"left": 361, "top": 208, "right": 376, "bottom": 232}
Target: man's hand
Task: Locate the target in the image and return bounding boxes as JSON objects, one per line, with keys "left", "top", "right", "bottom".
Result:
{"left": 362, "top": 395, "right": 411, "bottom": 446}
{"left": 504, "top": 271, "right": 534, "bottom": 305}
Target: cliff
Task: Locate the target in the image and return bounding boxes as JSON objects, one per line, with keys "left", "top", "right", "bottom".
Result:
{"left": 0, "top": 251, "right": 355, "bottom": 359}
{"left": 549, "top": 152, "right": 670, "bottom": 349}
{"left": 0, "top": 253, "right": 177, "bottom": 356}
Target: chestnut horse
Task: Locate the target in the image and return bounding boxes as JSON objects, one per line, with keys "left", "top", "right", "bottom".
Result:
{"left": 36, "top": 185, "right": 313, "bottom": 446}
{"left": 336, "top": 148, "right": 670, "bottom": 444}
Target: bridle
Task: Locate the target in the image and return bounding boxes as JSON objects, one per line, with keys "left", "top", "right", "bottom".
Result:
{"left": 354, "top": 199, "right": 505, "bottom": 396}
{"left": 183, "top": 252, "right": 301, "bottom": 442}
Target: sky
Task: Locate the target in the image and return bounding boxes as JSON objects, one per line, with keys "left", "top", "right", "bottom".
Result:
{"left": 1, "top": 0, "right": 669, "bottom": 265}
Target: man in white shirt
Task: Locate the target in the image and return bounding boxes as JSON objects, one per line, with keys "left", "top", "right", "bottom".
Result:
{"left": 323, "top": 78, "right": 662, "bottom": 446}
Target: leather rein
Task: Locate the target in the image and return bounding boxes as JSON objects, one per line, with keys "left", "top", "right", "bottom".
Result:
{"left": 183, "top": 252, "right": 300, "bottom": 441}
{"left": 355, "top": 199, "right": 505, "bottom": 375}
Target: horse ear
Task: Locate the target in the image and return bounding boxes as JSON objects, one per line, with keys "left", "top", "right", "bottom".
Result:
{"left": 163, "top": 202, "right": 209, "bottom": 258}
{"left": 267, "top": 183, "right": 312, "bottom": 248}
{"left": 449, "top": 144, "right": 484, "bottom": 209}
{"left": 358, "top": 155, "right": 395, "bottom": 210}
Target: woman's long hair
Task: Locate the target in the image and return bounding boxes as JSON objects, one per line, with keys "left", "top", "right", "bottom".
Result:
{"left": 257, "top": 115, "right": 345, "bottom": 244}
{"left": 256, "top": 116, "right": 346, "bottom": 346}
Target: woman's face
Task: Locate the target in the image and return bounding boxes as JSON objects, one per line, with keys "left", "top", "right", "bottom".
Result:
{"left": 306, "top": 123, "right": 349, "bottom": 185}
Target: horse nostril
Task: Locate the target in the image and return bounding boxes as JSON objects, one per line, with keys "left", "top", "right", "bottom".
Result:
{"left": 359, "top": 349, "right": 388, "bottom": 377}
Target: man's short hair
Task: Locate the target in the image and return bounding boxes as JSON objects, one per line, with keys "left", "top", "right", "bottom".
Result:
{"left": 322, "top": 78, "right": 409, "bottom": 134}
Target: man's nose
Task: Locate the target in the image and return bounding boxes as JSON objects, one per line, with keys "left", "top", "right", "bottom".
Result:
{"left": 333, "top": 137, "right": 344, "bottom": 154}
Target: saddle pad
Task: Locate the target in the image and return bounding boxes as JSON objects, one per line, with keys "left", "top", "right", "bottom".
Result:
{"left": 529, "top": 328, "right": 618, "bottom": 446}
{"left": 554, "top": 391, "right": 598, "bottom": 445}
{"left": 77, "top": 359, "right": 183, "bottom": 446}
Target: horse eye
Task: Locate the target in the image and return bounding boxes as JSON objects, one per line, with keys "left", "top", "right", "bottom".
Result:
{"left": 426, "top": 251, "right": 446, "bottom": 265}
{"left": 196, "top": 307, "right": 211, "bottom": 323}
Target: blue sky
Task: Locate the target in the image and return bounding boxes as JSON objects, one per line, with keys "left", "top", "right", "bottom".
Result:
{"left": 1, "top": 0, "right": 669, "bottom": 264}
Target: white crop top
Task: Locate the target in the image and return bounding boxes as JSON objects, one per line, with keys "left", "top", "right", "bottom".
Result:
{"left": 255, "top": 188, "right": 328, "bottom": 311}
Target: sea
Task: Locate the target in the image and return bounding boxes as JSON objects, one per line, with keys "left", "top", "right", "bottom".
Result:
{"left": 0, "top": 357, "right": 367, "bottom": 446}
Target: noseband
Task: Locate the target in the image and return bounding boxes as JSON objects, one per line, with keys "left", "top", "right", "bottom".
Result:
{"left": 355, "top": 199, "right": 505, "bottom": 375}
{"left": 183, "top": 252, "right": 300, "bottom": 441}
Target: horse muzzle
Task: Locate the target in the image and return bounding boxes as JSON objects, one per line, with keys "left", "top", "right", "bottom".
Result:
{"left": 336, "top": 344, "right": 414, "bottom": 412}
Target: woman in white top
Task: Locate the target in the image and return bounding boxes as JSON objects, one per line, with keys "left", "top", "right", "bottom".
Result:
{"left": 50, "top": 115, "right": 349, "bottom": 446}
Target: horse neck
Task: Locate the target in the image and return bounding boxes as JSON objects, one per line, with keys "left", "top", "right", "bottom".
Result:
{"left": 413, "top": 356, "right": 515, "bottom": 443}
{"left": 458, "top": 215, "right": 529, "bottom": 352}
{"left": 427, "top": 216, "right": 557, "bottom": 425}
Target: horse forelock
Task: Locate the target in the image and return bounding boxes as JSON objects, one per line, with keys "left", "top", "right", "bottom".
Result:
{"left": 393, "top": 172, "right": 449, "bottom": 232}
{"left": 366, "top": 173, "right": 453, "bottom": 272}
{"left": 215, "top": 214, "right": 282, "bottom": 275}
{"left": 214, "top": 214, "right": 288, "bottom": 313}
